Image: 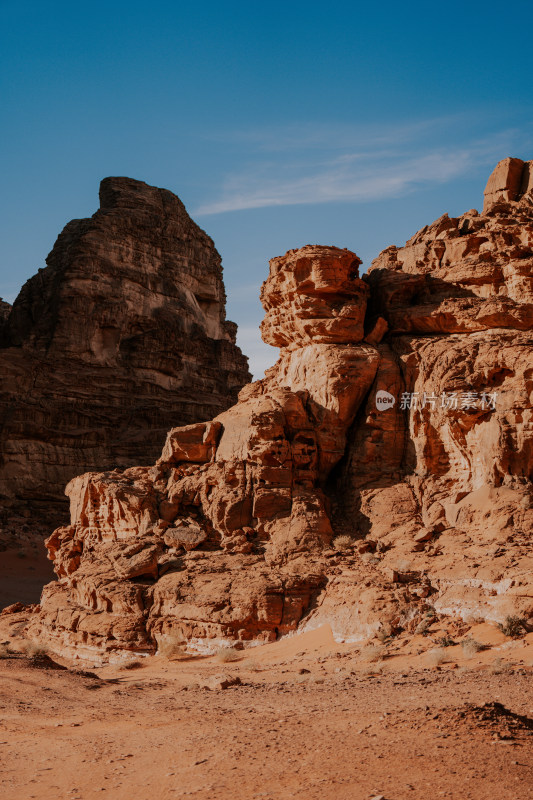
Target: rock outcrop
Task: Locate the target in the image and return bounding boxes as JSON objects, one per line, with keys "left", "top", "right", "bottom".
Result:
{"left": 310, "top": 157, "right": 533, "bottom": 639}
{"left": 26, "top": 159, "right": 533, "bottom": 662}
{"left": 27, "top": 245, "right": 380, "bottom": 659}
{"left": 0, "top": 177, "right": 250, "bottom": 537}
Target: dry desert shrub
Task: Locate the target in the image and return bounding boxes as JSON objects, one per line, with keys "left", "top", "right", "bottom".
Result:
{"left": 425, "top": 647, "right": 449, "bottom": 666}
{"left": 376, "top": 623, "right": 394, "bottom": 643}
{"left": 360, "top": 660, "right": 385, "bottom": 677}
{"left": 332, "top": 535, "right": 355, "bottom": 551}
{"left": 120, "top": 660, "right": 144, "bottom": 670}
{"left": 241, "top": 659, "right": 260, "bottom": 672}
{"left": 489, "top": 657, "right": 511, "bottom": 675}
{"left": 498, "top": 615, "right": 526, "bottom": 638}
{"left": 360, "top": 552, "right": 380, "bottom": 565}
{"left": 157, "top": 632, "right": 187, "bottom": 659}
{"left": 461, "top": 638, "right": 486, "bottom": 659}
{"left": 436, "top": 635, "right": 456, "bottom": 647}
{"left": 215, "top": 646, "right": 241, "bottom": 663}
{"left": 360, "top": 644, "right": 386, "bottom": 663}
{"left": 20, "top": 641, "right": 49, "bottom": 657}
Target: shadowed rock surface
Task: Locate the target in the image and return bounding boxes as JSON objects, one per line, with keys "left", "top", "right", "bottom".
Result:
{"left": 0, "top": 177, "right": 250, "bottom": 537}
{"left": 316, "top": 158, "right": 533, "bottom": 640}
{"left": 24, "top": 159, "right": 533, "bottom": 662}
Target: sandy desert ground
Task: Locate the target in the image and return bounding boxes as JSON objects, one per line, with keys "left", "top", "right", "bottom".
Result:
{"left": 1, "top": 578, "right": 532, "bottom": 800}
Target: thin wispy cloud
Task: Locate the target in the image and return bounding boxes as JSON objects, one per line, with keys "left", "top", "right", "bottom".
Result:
{"left": 195, "top": 120, "right": 525, "bottom": 215}
{"left": 203, "top": 115, "right": 470, "bottom": 153}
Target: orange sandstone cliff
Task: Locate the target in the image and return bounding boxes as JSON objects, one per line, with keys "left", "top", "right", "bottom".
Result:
{"left": 25, "top": 159, "right": 533, "bottom": 662}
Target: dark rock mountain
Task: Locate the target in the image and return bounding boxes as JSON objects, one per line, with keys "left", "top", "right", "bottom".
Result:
{"left": 0, "top": 177, "right": 250, "bottom": 536}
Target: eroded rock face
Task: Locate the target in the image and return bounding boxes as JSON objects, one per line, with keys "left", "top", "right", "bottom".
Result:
{"left": 28, "top": 245, "right": 379, "bottom": 660}
{"left": 317, "top": 158, "right": 533, "bottom": 640}
{"left": 27, "top": 160, "right": 533, "bottom": 661}
{"left": 0, "top": 177, "right": 250, "bottom": 536}
{"left": 482, "top": 156, "right": 533, "bottom": 212}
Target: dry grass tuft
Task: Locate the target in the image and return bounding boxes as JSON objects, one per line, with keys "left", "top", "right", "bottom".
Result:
{"left": 20, "top": 641, "right": 50, "bottom": 658}
{"left": 241, "top": 659, "right": 260, "bottom": 672}
{"left": 425, "top": 647, "right": 449, "bottom": 666}
{"left": 360, "top": 552, "right": 380, "bottom": 565}
{"left": 489, "top": 657, "right": 512, "bottom": 675}
{"left": 376, "top": 623, "right": 393, "bottom": 643}
{"left": 157, "top": 633, "right": 187, "bottom": 659}
{"left": 461, "top": 638, "right": 486, "bottom": 659}
{"left": 215, "top": 646, "right": 241, "bottom": 663}
{"left": 333, "top": 535, "right": 355, "bottom": 551}
{"left": 120, "top": 660, "right": 144, "bottom": 670}
{"left": 360, "top": 644, "right": 386, "bottom": 663}
{"left": 360, "top": 659, "right": 385, "bottom": 677}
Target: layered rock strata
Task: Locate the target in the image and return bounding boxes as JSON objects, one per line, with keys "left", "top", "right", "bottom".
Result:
{"left": 28, "top": 246, "right": 380, "bottom": 659}
{"left": 311, "top": 157, "right": 533, "bottom": 638}
{"left": 27, "top": 159, "right": 533, "bottom": 660}
{"left": 0, "top": 177, "right": 250, "bottom": 535}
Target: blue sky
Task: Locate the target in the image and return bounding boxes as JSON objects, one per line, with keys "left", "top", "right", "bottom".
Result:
{"left": 1, "top": 0, "right": 532, "bottom": 377}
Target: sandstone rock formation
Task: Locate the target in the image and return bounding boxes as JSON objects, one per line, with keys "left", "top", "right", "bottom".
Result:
{"left": 0, "top": 177, "right": 250, "bottom": 537}
{"left": 26, "top": 159, "right": 533, "bottom": 662}
{"left": 27, "top": 245, "right": 380, "bottom": 659}
{"left": 482, "top": 156, "right": 533, "bottom": 212}
{"left": 311, "top": 157, "right": 533, "bottom": 639}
